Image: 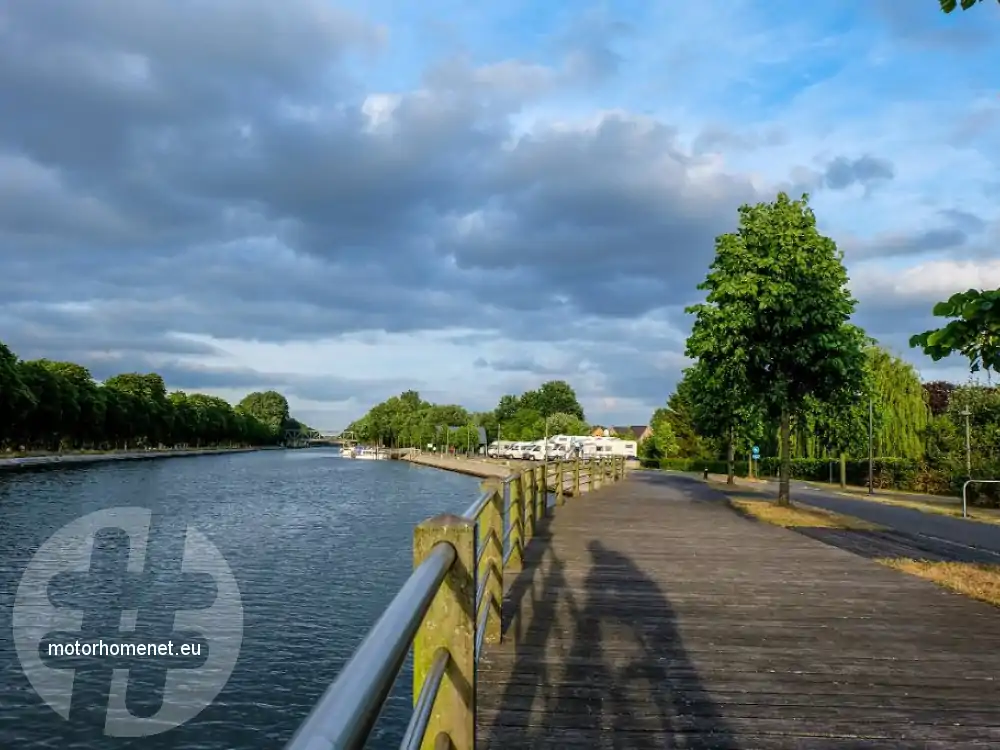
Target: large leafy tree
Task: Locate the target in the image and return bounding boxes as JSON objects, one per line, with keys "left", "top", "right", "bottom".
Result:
{"left": 686, "top": 192, "right": 867, "bottom": 505}
{"left": 680, "top": 361, "right": 763, "bottom": 484}
{"left": 238, "top": 390, "right": 291, "bottom": 438}
{"left": 910, "top": 288, "right": 1000, "bottom": 382}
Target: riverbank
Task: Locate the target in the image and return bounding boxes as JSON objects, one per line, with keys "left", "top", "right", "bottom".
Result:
{"left": 0, "top": 446, "right": 264, "bottom": 472}
{"left": 403, "top": 453, "right": 513, "bottom": 479}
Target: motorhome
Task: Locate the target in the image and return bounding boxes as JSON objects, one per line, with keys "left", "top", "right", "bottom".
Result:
{"left": 574, "top": 436, "right": 637, "bottom": 460}
{"left": 488, "top": 440, "right": 517, "bottom": 458}
{"left": 505, "top": 442, "right": 527, "bottom": 459}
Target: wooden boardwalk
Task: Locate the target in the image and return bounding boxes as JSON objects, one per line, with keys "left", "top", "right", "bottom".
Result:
{"left": 475, "top": 471, "right": 1000, "bottom": 749}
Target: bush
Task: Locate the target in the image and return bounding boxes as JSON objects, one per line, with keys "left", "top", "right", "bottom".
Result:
{"left": 654, "top": 457, "right": 751, "bottom": 476}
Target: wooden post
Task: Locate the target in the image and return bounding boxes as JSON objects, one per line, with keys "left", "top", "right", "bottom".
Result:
{"left": 593, "top": 458, "right": 602, "bottom": 491}
{"left": 522, "top": 470, "right": 535, "bottom": 541}
{"left": 574, "top": 459, "right": 581, "bottom": 495}
{"left": 413, "top": 515, "right": 475, "bottom": 750}
{"left": 536, "top": 465, "right": 546, "bottom": 519}
{"left": 555, "top": 461, "right": 565, "bottom": 506}
{"left": 478, "top": 480, "right": 503, "bottom": 645}
{"left": 508, "top": 475, "right": 523, "bottom": 570}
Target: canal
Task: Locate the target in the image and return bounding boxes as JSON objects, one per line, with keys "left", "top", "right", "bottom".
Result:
{"left": 0, "top": 448, "right": 480, "bottom": 749}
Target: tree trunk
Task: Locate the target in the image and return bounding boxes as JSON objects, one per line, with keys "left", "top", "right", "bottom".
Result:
{"left": 777, "top": 409, "right": 791, "bottom": 506}
{"left": 726, "top": 429, "right": 735, "bottom": 485}
{"left": 839, "top": 452, "right": 847, "bottom": 489}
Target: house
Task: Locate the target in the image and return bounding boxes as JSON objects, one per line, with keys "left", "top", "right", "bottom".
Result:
{"left": 611, "top": 425, "right": 652, "bottom": 443}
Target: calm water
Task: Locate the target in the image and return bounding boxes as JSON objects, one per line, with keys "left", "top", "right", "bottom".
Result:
{"left": 0, "top": 448, "right": 480, "bottom": 749}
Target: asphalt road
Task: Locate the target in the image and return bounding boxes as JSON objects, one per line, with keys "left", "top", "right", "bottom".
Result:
{"left": 759, "top": 478, "right": 1000, "bottom": 557}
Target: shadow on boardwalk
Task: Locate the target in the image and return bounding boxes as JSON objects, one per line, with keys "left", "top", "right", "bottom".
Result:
{"left": 479, "top": 515, "right": 738, "bottom": 749}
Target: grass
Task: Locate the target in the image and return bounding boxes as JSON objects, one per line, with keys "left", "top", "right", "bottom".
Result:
{"left": 877, "top": 558, "right": 1000, "bottom": 608}
{"left": 805, "top": 483, "right": 1000, "bottom": 526}
{"left": 727, "top": 494, "right": 885, "bottom": 530}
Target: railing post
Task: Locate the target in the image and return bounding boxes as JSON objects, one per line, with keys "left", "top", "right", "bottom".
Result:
{"left": 479, "top": 481, "right": 503, "bottom": 645}
{"left": 522, "top": 470, "right": 535, "bottom": 541}
{"left": 555, "top": 461, "right": 565, "bottom": 506}
{"left": 593, "top": 458, "right": 602, "bottom": 491}
{"left": 413, "top": 515, "right": 475, "bottom": 750}
{"left": 508, "top": 476, "right": 523, "bottom": 570}
{"left": 574, "top": 459, "right": 581, "bottom": 496}
{"left": 536, "top": 465, "right": 546, "bottom": 519}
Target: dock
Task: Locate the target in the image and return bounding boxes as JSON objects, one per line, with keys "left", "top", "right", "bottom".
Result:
{"left": 477, "top": 471, "right": 1000, "bottom": 748}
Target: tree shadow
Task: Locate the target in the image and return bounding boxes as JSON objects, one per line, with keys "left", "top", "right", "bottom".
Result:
{"left": 481, "top": 527, "right": 739, "bottom": 749}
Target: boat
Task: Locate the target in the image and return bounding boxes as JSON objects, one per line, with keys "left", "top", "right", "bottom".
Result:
{"left": 353, "top": 446, "right": 389, "bottom": 460}
{"left": 340, "top": 446, "right": 354, "bottom": 458}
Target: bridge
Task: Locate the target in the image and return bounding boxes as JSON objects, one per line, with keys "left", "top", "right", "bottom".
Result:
{"left": 282, "top": 428, "right": 355, "bottom": 448}
{"left": 283, "top": 458, "right": 1000, "bottom": 749}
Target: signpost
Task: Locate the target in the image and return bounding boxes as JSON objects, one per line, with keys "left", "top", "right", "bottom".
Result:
{"left": 750, "top": 445, "right": 760, "bottom": 479}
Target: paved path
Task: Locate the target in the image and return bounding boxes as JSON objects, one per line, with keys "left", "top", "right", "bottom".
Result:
{"left": 475, "top": 471, "right": 1000, "bottom": 748}
{"left": 751, "top": 476, "right": 1000, "bottom": 557}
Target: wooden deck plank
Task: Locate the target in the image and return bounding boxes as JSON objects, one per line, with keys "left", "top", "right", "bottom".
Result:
{"left": 474, "top": 470, "right": 1000, "bottom": 748}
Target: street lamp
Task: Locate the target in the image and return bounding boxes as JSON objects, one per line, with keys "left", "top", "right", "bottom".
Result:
{"left": 543, "top": 416, "right": 550, "bottom": 462}
{"left": 960, "top": 407, "right": 972, "bottom": 478}
{"left": 868, "top": 397, "right": 874, "bottom": 495}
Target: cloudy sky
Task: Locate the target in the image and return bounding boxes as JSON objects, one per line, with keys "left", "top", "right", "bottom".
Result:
{"left": 1, "top": 1, "right": 998, "bottom": 430}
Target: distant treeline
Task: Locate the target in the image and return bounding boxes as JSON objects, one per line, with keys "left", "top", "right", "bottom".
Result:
{"left": 1, "top": 340, "right": 298, "bottom": 452}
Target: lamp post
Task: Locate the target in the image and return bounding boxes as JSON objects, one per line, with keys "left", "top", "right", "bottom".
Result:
{"left": 868, "top": 397, "right": 874, "bottom": 495}
{"left": 960, "top": 407, "right": 972, "bottom": 478}
{"left": 543, "top": 416, "right": 550, "bottom": 462}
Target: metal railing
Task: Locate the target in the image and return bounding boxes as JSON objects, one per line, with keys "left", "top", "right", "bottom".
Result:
{"left": 284, "top": 455, "right": 627, "bottom": 750}
{"left": 962, "top": 479, "right": 1000, "bottom": 518}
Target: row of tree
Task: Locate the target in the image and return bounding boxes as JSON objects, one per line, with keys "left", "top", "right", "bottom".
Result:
{"left": 346, "top": 380, "right": 592, "bottom": 449}
{"left": 0, "top": 339, "right": 299, "bottom": 452}
{"left": 646, "top": 191, "right": 999, "bottom": 505}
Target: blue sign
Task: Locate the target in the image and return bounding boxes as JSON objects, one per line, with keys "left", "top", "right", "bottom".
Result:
{"left": 751, "top": 445, "right": 760, "bottom": 457}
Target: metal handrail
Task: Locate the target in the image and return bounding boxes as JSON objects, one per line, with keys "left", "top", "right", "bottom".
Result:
{"left": 284, "top": 541, "right": 456, "bottom": 750}
{"left": 462, "top": 488, "right": 496, "bottom": 521}
{"left": 962, "top": 479, "right": 1000, "bottom": 518}
{"left": 285, "top": 457, "right": 624, "bottom": 750}
{"left": 399, "top": 647, "right": 449, "bottom": 750}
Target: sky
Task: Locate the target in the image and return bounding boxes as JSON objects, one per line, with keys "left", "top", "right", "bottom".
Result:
{"left": 1, "top": 0, "right": 999, "bottom": 430}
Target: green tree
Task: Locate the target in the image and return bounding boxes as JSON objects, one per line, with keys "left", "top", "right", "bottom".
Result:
{"left": 543, "top": 411, "right": 589, "bottom": 437}
{"left": 682, "top": 359, "right": 764, "bottom": 485}
{"left": 238, "top": 390, "right": 291, "bottom": 438}
{"left": 639, "top": 407, "right": 678, "bottom": 463}
{"left": 0, "top": 338, "right": 286, "bottom": 452}
{"left": 665, "top": 372, "right": 710, "bottom": 458}
{"left": 518, "top": 380, "right": 586, "bottom": 420}
{"left": 686, "top": 192, "right": 867, "bottom": 505}
{"left": 910, "top": 288, "right": 1000, "bottom": 381}
{"left": 495, "top": 394, "right": 520, "bottom": 423}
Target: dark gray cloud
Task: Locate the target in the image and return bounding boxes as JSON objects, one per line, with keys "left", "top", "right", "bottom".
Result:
{"left": 822, "top": 155, "right": 895, "bottom": 191}
{"left": 0, "top": 0, "right": 987, "bottom": 428}
{"left": 842, "top": 207, "right": 987, "bottom": 261}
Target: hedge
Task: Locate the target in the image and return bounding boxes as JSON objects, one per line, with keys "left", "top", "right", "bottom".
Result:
{"left": 642, "top": 455, "right": 1000, "bottom": 506}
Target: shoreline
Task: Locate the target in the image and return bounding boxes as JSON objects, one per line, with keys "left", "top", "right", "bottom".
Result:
{"left": 0, "top": 446, "right": 265, "bottom": 473}
{"left": 403, "top": 453, "right": 514, "bottom": 479}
